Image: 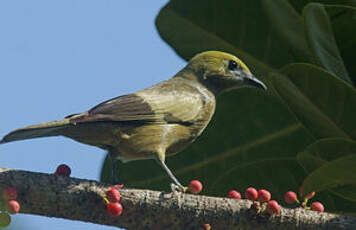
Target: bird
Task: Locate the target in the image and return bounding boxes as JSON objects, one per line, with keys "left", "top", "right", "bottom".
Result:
{"left": 0, "top": 51, "right": 266, "bottom": 191}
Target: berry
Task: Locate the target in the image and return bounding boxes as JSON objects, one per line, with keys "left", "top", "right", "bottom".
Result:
{"left": 106, "top": 187, "right": 121, "bottom": 203}
{"left": 189, "top": 180, "right": 203, "bottom": 194}
{"left": 55, "top": 164, "right": 71, "bottom": 176}
{"left": 227, "top": 190, "right": 241, "bottom": 199}
{"left": 106, "top": 202, "right": 123, "bottom": 216}
{"left": 245, "top": 187, "right": 258, "bottom": 201}
{"left": 257, "top": 189, "right": 271, "bottom": 203}
{"left": 266, "top": 200, "right": 280, "bottom": 214}
{"left": 202, "top": 223, "right": 211, "bottom": 230}
{"left": 284, "top": 191, "right": 298, "bottom": 204}
{"left": 305, "top": 191, "right": 316, "bottom": 200}
{"left": 0, "top": 212, "right": 11, "bottom": 227}
{"left": 311, "top": 202, "right": 324, "bottom": 212}
{"left": 3, "top": 187, "right": 18, "bottom": 200}
{"left": 6, "top": 200, "right": 20, "bottom": 214}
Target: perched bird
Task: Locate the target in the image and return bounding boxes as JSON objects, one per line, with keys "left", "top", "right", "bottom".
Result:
{"left": 0, "top": 51, "right": 266, "bottom": 191}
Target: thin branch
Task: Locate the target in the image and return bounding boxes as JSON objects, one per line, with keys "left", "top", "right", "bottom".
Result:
{"left": 0, "top": 167, "right": 355, "bottom": 230}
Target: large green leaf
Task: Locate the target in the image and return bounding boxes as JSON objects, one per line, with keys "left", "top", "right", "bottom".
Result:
{"left": 261, "top": 0, "right": 312, "bottom": 62}
{"left": 288, "top": 0, "right": 356, "bottom": 13}
{"left": 271, "top": 63, "right": 356, "bottom": 140}
{"left": 303, "top": 3, "right": 351, "bottom": 83}
{"left": 298, "top": 138, "right": 356, "bottom": 201}
{"left": 302, "top": 154, "right": 356, "bottom": 197}
{"left": 326, "top": 5, "right": 356, "bottom": 85}
{"left": 155, "top": 0, "right": 310, "bottom": 77}
{"left": 101, "top": 88, "right": 314, "bottom": 198}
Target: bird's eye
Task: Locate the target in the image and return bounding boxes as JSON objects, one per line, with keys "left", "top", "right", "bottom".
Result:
{"left": 228, "top": 60, "right": 239, "bottom": 71}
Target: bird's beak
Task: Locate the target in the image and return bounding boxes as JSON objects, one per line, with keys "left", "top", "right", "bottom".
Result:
{"left": 242, "top": 71, "right": 267, "bottom": 90}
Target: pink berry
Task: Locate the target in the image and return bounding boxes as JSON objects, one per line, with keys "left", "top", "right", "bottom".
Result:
{"left": 106, "top": 187, "right": 121, "bottom": 203}
{"left": 257, "top": 189, "right": 271, "bottom": 203}
{"left": 305, "top": 191, "right": 316, "bottom": 200}
{"left": 0, "top": 212, "right": 11, "bottom": 227}
{"left": 284, "top": 191, "right": 297, "bottom": 204}
{"left": 202, "top": 223, "right": 211, "bottom": 230}
{"left": 245, "top": 187, "right": 258, "bottom": 201}
{"left": 311, "top": 202, "right": 324, "bottom": 212}
{"left": 266, "top": 200, "right": 280, "bottom": 214}
{"left": 6, "top": 200, "right": 20, "bottom": 214}
{"left": 189, "top": 180, "right": 203, "bottom": 194}
{"left": 106, "top": 202, "right": 123, "bottom": 216}
{"left": 3, "top": 187, "right": 18, "bottom": 201}
{"left": 227, "top": 190, "right": 241, "bottom": 199}
{"left": 55, "top": 164, "right": 71, "bottom": 177}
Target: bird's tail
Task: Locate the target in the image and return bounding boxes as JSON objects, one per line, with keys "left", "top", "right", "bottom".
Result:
{"left": 0, "top": 119, "right": 71, "bottom": 144}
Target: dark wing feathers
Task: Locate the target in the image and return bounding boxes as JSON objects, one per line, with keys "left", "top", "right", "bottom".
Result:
{"left": 69, "top": 78, "right": 206, "bottom": 125}
{"left": 70, "top": 94, "right": 157, "bottom": 123}
{"left": 89, "top": 94, "right": 153, "bottom": 116}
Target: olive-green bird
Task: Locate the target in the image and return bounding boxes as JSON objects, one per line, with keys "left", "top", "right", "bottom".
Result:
{"left": 0, "top": 51, "right": 266, "bottom": 190}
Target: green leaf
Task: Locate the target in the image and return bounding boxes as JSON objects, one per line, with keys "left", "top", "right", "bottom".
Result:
{"left": 271, "top": 63, "right": 356, "bottom": 140}
{"left": 302, "top": 154, "right": 356, "bottom": 197}
{"left": 288, "top": 0, "right": 356, "bottom": 13}
{"left": 303, "top": 3, "right": 351, "bottom": 83}
{"left": 101, "top": 88, "right": 314, "bottom": 198}
{"left": 155, "top": 0, "right": 307, "bottom": 77}
{"left": 326, "top": 5, "right": 356, "bottom": 86}
{"left": 261, "top": 0, "right": 312, "bottom": 62}
{"left": 297, "top": 138, "right": 356, "bottom": 201}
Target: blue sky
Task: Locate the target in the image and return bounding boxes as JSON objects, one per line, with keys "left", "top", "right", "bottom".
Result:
{"left": 0, "top": 1, "right": 185, "bottom": 229}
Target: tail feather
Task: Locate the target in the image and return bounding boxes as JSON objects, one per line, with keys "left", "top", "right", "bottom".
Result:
{"left": 0, "top": 119, "right": 71, "bottom": 144}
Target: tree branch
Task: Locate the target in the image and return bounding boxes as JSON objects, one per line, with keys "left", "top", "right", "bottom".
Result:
{"left": 0, "top": 167, "right": 355, "bottom": 229}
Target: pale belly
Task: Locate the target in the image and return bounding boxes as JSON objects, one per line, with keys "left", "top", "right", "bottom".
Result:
{"left": 112, "top": 124, "right": 196, "bottom": 162}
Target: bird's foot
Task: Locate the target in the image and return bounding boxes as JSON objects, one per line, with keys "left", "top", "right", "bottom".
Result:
{"left": 170, "top": 183, "right": 187, "bottom": 193}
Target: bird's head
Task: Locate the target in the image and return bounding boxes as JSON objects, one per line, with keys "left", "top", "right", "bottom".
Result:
{"left": 184, "top": 51, "right": 267, "bottom": 94}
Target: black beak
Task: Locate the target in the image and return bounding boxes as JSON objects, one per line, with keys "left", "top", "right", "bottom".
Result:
{"left": 243, "top": 77, "right": 267, "bottom": 90}
{"left": 242, "top": 71, "right": 267, "bottom": 90}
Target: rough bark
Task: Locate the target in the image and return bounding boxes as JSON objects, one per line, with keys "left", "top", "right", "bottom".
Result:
{"left": 0, "top": 167, "right": 355, "bottom": 230}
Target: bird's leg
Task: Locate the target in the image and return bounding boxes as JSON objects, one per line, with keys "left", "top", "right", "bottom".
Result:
{"left": 108, "top": 148, "right": 120, "bottom": 185}
{"left": 156, "top": 148, "right": 185, "bottom": 192}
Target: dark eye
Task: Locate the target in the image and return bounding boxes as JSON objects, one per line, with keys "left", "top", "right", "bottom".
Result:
{"left": 228, "top": 60, "right": 238, "bottom": 71}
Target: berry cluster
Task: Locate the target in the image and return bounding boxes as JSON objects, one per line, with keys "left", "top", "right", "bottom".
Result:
{"left": 0, "top": 186, "right": 21, "bottom": 227}
{"left": 226, "top": 186, "right": 325, "bottom": 214}
{"left": 103, "top": 185, "right": 124, "bottom": 217}
{"left": 284, "top": 189, "right": 324, "bottom": 212}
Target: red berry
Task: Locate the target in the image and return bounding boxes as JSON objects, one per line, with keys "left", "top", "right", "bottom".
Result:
{"left": 106, "top": 187, "right": 121, "bottom": 203}
{"left": 257, "top": 189, "right": 271, "bottom": 203}
{"left": 305, "top": 191, "right": 316, "bottom": 200}
{"left": 227, "top": 190, "right": 241, "bottom": 199}
{"left": 266, "top": 200, "right": 280, "bottom": 214}
{"left": 311, "top": 202, "right": 324, "bottom": 212}
{"left": 3, "top": 187, "right": 18, "bottom": 200}
{"left": 245, "top": 187, "right": 258, "bottom": 201}
{"left": 0, "top": 212, "right": 11, "bottom": 227}
{"left": 189, "top": 180, "right": 203, "bottom": 194}
{"left": 284, "top": 191, "right": 297, "bottom": 204}
{"left": 106, "top": 202, "right": 123, "bottom": 216}
{"left": 202, "top": 223, "right": 211, "bottom": 230}
{"left": 55, "top": 164, "right": 71, "bottom": 177}
{"left": 6, "top": 200, "right": 20, "bottom": 214}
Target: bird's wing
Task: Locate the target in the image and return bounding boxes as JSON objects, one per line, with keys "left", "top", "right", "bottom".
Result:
{"left": 69, "top": 78, "right": 207, "bottom": 125}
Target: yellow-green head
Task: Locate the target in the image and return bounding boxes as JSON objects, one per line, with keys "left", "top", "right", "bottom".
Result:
{"left": 183, "top": 51, "right": 267, "bottom": 94}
